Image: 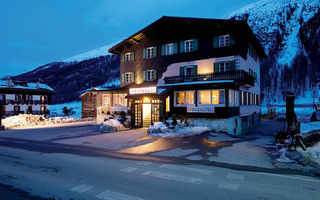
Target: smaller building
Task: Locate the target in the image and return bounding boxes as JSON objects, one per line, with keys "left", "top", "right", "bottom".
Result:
{"left": 0, "top": 79, "right": 53, "bottom": 117}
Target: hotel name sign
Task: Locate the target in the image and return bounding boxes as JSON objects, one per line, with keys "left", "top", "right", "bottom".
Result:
{"left": 187, "top": 106, "right": 215, "bottom": 113}
{"left": 129, "top": 87, "right": 157, "bottom": 95}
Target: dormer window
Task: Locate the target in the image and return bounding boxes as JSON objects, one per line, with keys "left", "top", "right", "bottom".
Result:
{"left": 219, "top": 35, "right": 230, "bottom": 47}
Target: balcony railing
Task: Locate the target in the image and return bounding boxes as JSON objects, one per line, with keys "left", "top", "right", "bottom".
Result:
{"left": 2, "top": 111, "right": 48, "bottom": 116}
{"left": 164, "top": 70, "right": 255, "bottom": 86}
{"left": 0, "top": 100, "right": 49, "bottom": 105}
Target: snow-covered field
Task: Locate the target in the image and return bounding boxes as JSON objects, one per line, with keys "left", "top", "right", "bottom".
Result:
{"left": 50, "top": 101, "right": 82, "bottom": 118}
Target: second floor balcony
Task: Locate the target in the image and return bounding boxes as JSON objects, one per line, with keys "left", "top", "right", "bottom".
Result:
{"left": 164, "top": 70, "right": 255, "bottom": 86}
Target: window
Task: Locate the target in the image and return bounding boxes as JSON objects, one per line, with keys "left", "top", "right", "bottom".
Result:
{"left": 175, "top": 91, "right": 195, "bottom": 105}
{"left": 219, "top": 62, "right": 230, "bottom": 72}
{"left": 125, "top": 72, "right": 132, "bottom": 83}
{"left": 185, "top": 66, "right": 194, "bottom": 76}
{"left": 112, "top": 93, "right": 127, "bottom": 107}
{"left": 146, "top": 47, "right": 154, "bottom": 58}
{"left": 185, "top": 40, "right": 193, "bottom": 52}
{"left": 166, "top": 43, "right": 174, "bottom": 55}
{"left": 219, "top": 35, "right": 230, "bottom": 47}
{"left": 27, "top": 95, "right": 32, "bottom": 101}
{"left": 125, "top": 53, "right": 132, "bottom": 62}
{"left": 198, "top": 89, "right": 225, "bottom": 105}
{"left": 41, "top": 95, "right": 47, "bottom": 103}
{"left": 146, "top": 70, "right": 154, "bottom": 81}
{"left": 41, "top": 106, "right": 46, "bottom": 114}
{"left": 15, "top": 94, "right": 22, "bottom": 101}
{"left": 166, "top": 96, "right": 170, "bottom": 112}
{"left": 229, "top": 90, "right": 239, "bottom": 107}
{"left": 14, "top": 106, "right": 20, "bottom": 114}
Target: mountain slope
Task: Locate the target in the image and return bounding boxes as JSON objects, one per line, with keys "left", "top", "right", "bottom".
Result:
{"left": 226, "top": 0, "right": 320, "bottom": 105}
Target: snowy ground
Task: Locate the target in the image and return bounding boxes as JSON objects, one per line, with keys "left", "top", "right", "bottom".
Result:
{"left": 261, "top": 105, "right": 314, "bottom": 122}
{"left": 50, "top": 101, "right": 82, "bottom": 118}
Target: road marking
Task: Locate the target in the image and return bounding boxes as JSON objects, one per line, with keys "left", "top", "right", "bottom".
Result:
{"left": 70, "top": 184, "right": 94, "bottom": 193}
{"left": 96, "top": 189, "right": 144, "bottom": 200}
{"left": 159, "top": 164, "right": 212, "bottom": 175}
{"left": 218, "top": 182, "right": 240, "bottom": 191}
{"left": 136, "top": 161, "right": 152, "bottom": 166}
{"left": 142, "top": 170, "right": 203, "bottom": 185}
{"left": 227, "top": 173, "right": 245, "bottom": 180}
{"left": 252, "top": 172, "right": 320, "bottom": 183}
{"left": 120, "top": 167, "right": 137, "bottom": 173}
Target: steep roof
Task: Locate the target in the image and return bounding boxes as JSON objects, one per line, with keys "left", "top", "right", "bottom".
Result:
{"left": 108, "top": 16, "right": 267, "bottom": 58}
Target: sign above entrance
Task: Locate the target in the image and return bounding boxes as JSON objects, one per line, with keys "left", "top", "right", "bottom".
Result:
{"left": 187, "top": 107, "right": 215, "bottom": 113}
{"left": 129, "top": 87, "right": 157, "bottom": 95}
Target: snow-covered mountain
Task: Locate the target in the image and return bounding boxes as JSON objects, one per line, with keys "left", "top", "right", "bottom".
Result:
{"left": 226, "top": 0, "right": 320, "bottom": 105}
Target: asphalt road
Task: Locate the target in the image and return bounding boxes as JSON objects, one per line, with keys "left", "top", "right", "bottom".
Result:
{"left": 0, "top": 143, "right": 320, "bottom": 200}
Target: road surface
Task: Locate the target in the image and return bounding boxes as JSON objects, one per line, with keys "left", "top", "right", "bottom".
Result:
{"left": 0, "top": 142, "right": 319, "bottom": 200}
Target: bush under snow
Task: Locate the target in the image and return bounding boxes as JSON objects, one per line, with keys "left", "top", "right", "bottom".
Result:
{"left": 99, "top": 118, "right": 125, "bottom": 133}
{"left": 148, "top": 121, "right": 208, "bottom": 137}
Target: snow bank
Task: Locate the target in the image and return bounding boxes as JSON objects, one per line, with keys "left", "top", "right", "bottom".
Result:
{"left": 148, "top": 121, "right": 208, "bottom": 137}
{"left": 300, "top": 121, "right": 320, "bottom": 135}
{"left": 298, "top": 142, "right": 320, "bottom": 166}
{"left": 2, "top": 114, "right": 93, "bottom": 129}
{"left": 99, "top": 118, "right": 125, "bottom": 133}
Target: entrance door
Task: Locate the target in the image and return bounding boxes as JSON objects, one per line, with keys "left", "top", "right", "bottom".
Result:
{"left": 143, "top": 104, "right": 151, "bottom": 127}
{"left": 133, "top": 103, "right": 142, "bottom": 127}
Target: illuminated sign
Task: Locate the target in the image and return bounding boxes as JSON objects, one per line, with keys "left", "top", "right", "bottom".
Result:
{"left": 129, "top": 87, "right": 157, "bottom": 95}
{"left": 187, "top": 107, "right": 215, "bottom": 113}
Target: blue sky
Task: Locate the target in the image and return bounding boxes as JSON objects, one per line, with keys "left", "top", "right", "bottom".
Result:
{"left": 0, "top": 0, "right": 258, "bottom": 77}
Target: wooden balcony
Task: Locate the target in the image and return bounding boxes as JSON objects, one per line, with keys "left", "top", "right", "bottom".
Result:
{"left": 0, "top": 100, "right": 49, "bottom": 105}
{"left": 164, "top": 70, "right": 255, "bottom": 86}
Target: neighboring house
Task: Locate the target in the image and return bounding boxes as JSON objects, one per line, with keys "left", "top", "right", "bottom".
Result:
{"left": 82, "top": 16, "right": 266, "bottom": 135}
{"left": 0, "top": 78, "right": 53, "bottom": 117}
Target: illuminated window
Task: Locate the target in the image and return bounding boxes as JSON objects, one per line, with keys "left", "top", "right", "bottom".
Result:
{"left": 146, "top": 70, "right": 154, "bottom": 81}
{"left": 185, "top": 91, "right": 194, "bottom": 104}
{"left": 175, "top": 91, "right": 195, "bottom": 105}
{"left": 146, "top": 47, "right": 154, "bottom": 58}
{"left": 166, "top": 96, "right": 170, "bottom": 112}
{"left": 112, "top": 93, "right": 127, "bottom": 106}
{"left": 199, "top": 90, "right": 211, "bottom": 104}
{"left": 185, "top": 40, "right": 193, "bottom": 52}
{"left": 125, "top": 53, "right": 132, "bottom": 62}
{"left": 219, "top": 35, "right": 230, "bottom": 47}
{"left": 198, "top": 90, "right": 225, "bottom": 105}
{"left": 166, "top": 43, "right": 174, "bottom": 55}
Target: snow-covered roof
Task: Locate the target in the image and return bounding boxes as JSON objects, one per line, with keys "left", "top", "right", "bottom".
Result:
{"left": 0, "top": 80, "right": 54, "bottom": 92}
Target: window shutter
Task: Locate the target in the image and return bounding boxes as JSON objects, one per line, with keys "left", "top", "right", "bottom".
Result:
{"left": 230, "top": 35, "right": 236, "bottom": 45}
{"left": 180, "top": 66, "right": 184, "bottom": 76}
{"left": 173, "top": 42, "right": 178, "bottom": 54}
{"left": 142, "top": 48, "right": 146, "bottom": 59}
{"left": 230, "top": 61, "right": 236, "bottom": 71}
{"left": 131, "top": 72, "right": 135, "bottom": 82}
{"left": 161, "top": 45, "right": 166, "bottom": 56}
{"left": 153, "top": 69, "right": 157, "bottom": 80}
{"left": 213, "top": 37, "right": 219, "bottom": 48}
{"left": 121, "top": 54, "right": 125, "bottom": 62}
{"left": 193, "top": 38, "right": 198, "bottom": 51}
{"left": 153, "top": 46, "right": 157, "bottom": 57}
{"left": 121, "top": 73, "right": 125, "bottom": 83}
{"left": 142, "top": 71, "right": 146, "bottom": 81}
{"left": 131, "top": 52, "right": 135, "bottom": 61}
{"left": 193, "top": 65, "right": 198, "bottom": 75}
{"left": 214, "top": 62, "right": 219, "bottom": 73}
{"left": 180, "top": 41, "right": 185, "bottom": 53}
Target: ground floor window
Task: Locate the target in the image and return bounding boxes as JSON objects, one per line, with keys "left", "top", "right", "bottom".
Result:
{"left": 41, "top": 106, "right": 46, "bottom": 114}
{"left": 198, "top": 89, "right": 225, "bottom": 105}
{"left": 175, "top": 91, "right": 195, "bottom": 105}
{"left": 229, "top": 90, "right": 239, "bottom": 107}
{"left": 166, "top": 96, "right": 170, "bottom": 112}
{"left": 112, "top": 93, "right": 127, "bottom": 107}
{"left": 240, "top": 91, "right": 260, "bottom": 106}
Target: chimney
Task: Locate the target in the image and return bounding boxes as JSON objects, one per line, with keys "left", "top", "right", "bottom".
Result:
{"left": 6, "top": 78, "right": 12, "bottom": 87}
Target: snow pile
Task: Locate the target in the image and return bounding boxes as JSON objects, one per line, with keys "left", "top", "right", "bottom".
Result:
{"left": 148, "top": 121, "right": 208, "bottom": 137}
{"left": 2, "top": 114, "right": 94, "bottom": 129}
{"left": 300, "top": 121, "right": 320, "bottom": 135}
{"left": 298, "top": 142, "right": 320, "bottom": 166}
{"left": 99, "top": 118, "right": 125, "bottom": 133}
{"left": 111, "top": 106, "right": 129, "bottom": 113}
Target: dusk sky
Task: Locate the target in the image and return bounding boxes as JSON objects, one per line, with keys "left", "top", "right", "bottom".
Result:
{"left": 0, "top": 0, "right": 259, "bottom": 77}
